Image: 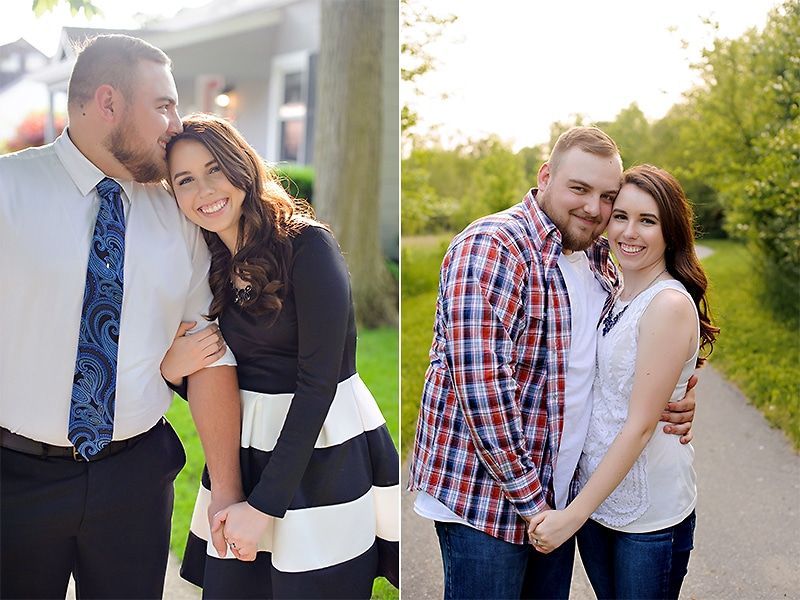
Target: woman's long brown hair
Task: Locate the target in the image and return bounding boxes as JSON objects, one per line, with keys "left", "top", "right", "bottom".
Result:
{"left": 166, "top": 113, "right": 315, "bottom": 323}
{"left": 622, "top": 165, "right": 720, "bottom": 366}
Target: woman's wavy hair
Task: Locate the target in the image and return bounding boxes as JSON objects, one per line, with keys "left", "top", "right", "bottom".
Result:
{"left": 622, "top": 165, "right": 720, "bottom": 366}
{"left": 166, "top": 113, "right": 317, "bottom": 323}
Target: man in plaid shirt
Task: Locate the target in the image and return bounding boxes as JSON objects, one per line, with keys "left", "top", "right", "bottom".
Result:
{"left": 409, "top": 127, "right": 695, "bottom": 599}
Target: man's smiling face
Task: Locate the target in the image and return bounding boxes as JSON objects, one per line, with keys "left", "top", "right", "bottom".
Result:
{"left": 537, "top": 147, "right": 622, "bottom": 251}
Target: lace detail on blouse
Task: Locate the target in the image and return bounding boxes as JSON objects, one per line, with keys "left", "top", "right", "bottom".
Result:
{"left": 578, "top": 280, "right": 691, "bottom": 528}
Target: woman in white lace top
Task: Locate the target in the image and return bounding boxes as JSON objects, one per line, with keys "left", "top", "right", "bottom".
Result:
{"left": 528, "top": 165, "right": 719, "bottom": 599}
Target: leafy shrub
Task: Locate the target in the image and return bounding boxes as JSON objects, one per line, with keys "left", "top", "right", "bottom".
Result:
{"left": 276, "top": 165, "right": 314, "bottom": 204}
{"left": 741, "top": 120, "right": 800, "bottom": 317}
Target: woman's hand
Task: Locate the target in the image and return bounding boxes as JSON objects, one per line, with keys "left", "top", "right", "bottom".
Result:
{"left": 212, "top": 501, "right": 273, "bottom": 562}
{"left": 160, "top": 321, "right": 227, "bottom": 385}
{"left": 527, "top": 509, "right": 584, "bottom": 554}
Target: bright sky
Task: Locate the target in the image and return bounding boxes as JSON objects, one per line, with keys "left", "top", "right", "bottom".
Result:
{"left": 404, "top": 0, "right": 785, "bottom": 150}
{"left": 1, "top": 0, "right": 211, "bottom": 55}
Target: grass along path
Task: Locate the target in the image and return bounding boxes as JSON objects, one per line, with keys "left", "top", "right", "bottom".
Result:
{"left": 400, "top": 234, "right": 452, "bottom": 453}
{"left": 167, "top": 326, "right": 399, "bottom": 599}
{"left": 699, "top": 239, "right": 799, "bottom": 448}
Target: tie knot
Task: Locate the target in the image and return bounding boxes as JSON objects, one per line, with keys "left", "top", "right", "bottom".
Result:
{"left": 96, "top": 177, "right": 122, "bottom": 200}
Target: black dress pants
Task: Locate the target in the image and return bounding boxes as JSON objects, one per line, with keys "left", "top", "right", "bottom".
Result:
{"left": 0, "top": 419, "right": 186, "bottom": 599}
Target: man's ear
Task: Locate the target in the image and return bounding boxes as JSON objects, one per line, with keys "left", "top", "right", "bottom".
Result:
{"left": 94, "top": 84, "right": 121, "bottom": 122}
{"left": 537, "top": 161, "right": 552, "bottom": 191}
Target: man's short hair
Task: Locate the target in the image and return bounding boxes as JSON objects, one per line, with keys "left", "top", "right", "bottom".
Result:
{"left": 549, "top": 126, "right": 620, "bottom": 173}
{"left": 68, "top": 34, "right": 171, "bottom": 109}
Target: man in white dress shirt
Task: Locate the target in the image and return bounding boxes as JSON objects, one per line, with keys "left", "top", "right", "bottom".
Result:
{"left": 0, "top": 35, "right": 242, "bottom": 598}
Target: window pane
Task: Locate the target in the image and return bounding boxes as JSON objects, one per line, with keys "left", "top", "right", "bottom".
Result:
{"left": 284, "top": 72, "right": 303, "bottom": 104}
{"left": 280, "top": 119, "right": 304, "bottom": 162}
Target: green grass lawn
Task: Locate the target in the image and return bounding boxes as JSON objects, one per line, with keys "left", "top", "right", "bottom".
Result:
{"left": 167, "top": 326, "right": 399, "bottom": 598}
{"left": 699, "top": 239, "right": 799, "bottom": 449}
{"left": 400, "top": 234, "right": 453, "bottom": 454}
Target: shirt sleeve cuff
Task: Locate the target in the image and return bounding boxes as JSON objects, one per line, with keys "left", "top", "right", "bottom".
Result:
{"left": 500, "top": 467, "right": 549, "bottom": 518}
{"left": 246, "top": 480, "right": 290, "bottom": 519}
{"left": 206, "top": 345, "right": 237, "bottom": 368}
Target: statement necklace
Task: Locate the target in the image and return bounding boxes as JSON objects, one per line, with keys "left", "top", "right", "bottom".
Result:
{"left": 601, "top": 268, "right": 667, "bottom": 336}
{"left": 231, "top": 280, "right": 253, "bottom": 306}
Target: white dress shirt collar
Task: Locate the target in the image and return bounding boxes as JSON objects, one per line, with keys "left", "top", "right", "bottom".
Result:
{"left": 54, "top": 128, "right": 135, "bottom": 201}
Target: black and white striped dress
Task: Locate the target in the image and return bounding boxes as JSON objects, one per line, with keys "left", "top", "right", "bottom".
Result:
{"left": 180, "top": 225, "right": 399, "bottom": 598}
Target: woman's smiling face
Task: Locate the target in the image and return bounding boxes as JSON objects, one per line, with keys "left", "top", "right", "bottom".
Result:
{"left": 168, "top": 138, "right": 246, "bottom": 244}
{"left": 607, "top": 182, "right": 667, "bottom": 271}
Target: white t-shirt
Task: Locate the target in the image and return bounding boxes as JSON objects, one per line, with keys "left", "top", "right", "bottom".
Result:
{"left": 552, "top": 250, "right": 607, "bottom": 509}
{"left": 0, "top": 131, "right": 236, "bottom": 445}
{"left": 414, "top": 250, "right": 606, "bottom": 523}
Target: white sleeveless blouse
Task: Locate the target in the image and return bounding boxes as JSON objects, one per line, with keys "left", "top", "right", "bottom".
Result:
{"left": 578, "top": 279, "right": 699, "bottom": 533}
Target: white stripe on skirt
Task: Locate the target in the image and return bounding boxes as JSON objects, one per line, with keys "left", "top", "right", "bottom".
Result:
{"left": 190, "top": 484, "right": 400, "bottom": 572}
{"left": 240, "top": 374, "right": 386, "bottom": 452}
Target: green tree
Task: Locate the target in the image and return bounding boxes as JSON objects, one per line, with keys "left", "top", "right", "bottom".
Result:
{"left": 648, "top": 102, "right": 727, "bottom": 237}
{"left": 691, "top": 0, "right": 800, "bottom": 298}
{"left": 400, "top": 0, "right": 456, "bottom": 148}
{"left": 452, "top": 137, "right": 528, "bottom": 230}
{"left": 596, "top": 103, "right": 653, "bottom": 167}
{"left": 516, "top": 144, "right": 548, "bottom": 182}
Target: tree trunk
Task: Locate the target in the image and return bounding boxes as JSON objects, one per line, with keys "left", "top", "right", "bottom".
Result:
{"left": 314, "top": 0, "right": 397, "bottom": 328}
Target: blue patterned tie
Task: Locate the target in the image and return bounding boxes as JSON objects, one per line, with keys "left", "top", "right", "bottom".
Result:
{"left": 69, "top": 178, "right": 126, "bottom": 459}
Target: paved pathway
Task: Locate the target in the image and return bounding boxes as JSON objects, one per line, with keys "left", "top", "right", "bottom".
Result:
{"left": 695, "top": 244, "right": 713, "bottom": 260}
{"left": 401, "top": 366, "right": 800, "bottom": 599}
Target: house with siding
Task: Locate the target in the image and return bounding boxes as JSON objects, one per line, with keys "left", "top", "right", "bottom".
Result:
{"left": 5, "top": 0, "right": 398, "bottom": 257}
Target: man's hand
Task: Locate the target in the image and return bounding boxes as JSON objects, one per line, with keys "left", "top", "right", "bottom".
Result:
{"left": 527, "top": 509, "right": 581, "bottom": 554}
{"left": 660, "top": 373, "right": 698, "bottom": 444}
{"left": 160, "top": 321, "right": 227, "bottom": 385}
{"left": 207, "top": 490, "right": 244, "bottom": 558}
{"left": 212, "top": 501, "right": 273, "bottom": 562}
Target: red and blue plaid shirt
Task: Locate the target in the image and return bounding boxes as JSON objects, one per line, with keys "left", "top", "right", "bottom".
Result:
{"left": 409, "top": 189, "right": 619, "bottom": 544}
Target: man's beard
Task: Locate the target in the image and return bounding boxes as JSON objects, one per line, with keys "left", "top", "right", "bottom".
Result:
{"left": 105, "top": 117, "right": 166, "bottom": 183}
{"left": 559, "top": 221, "right": 597, "bottom": 252}
{"left": 537, "top": 189, "right": 600, "bottom": 252}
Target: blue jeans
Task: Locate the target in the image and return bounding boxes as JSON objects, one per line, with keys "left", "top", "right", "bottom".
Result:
{"left": 435, "top": 521, "right": 575, "bottom": 600}
{"left": 577, "top": 511, "right": 696, "bottom": 600}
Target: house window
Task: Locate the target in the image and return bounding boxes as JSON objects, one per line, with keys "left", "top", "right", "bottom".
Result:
{"left": 268, "top": 51, "right": 315, "bottom": 165}
{"left": 278, "top": 71, "right": 306, "bottom": 162}
{"left": 1, "top": 53, "right": 21, "bottom": 74}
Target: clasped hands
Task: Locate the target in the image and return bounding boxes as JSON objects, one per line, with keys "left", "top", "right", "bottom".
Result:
{"left": 208, "top": 496, "right": 273, "bottom": 562}
{"left": 526, "top": 375, "right": 698, "bottom": 554}
{"left": 526, "top": 509, "right": 579, "bottom": 554}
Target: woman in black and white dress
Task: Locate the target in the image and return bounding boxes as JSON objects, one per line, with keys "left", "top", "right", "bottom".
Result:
{"left": 159, "top": 113, "right": 399, "bottom": 599}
